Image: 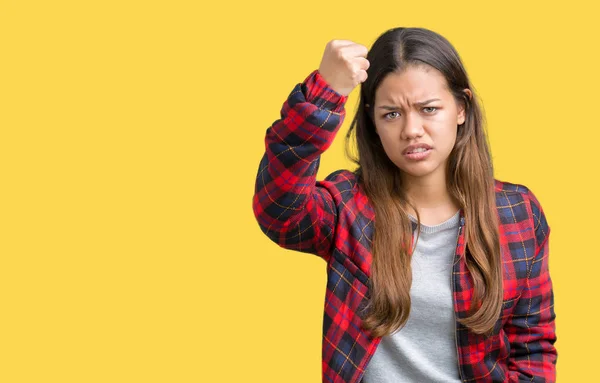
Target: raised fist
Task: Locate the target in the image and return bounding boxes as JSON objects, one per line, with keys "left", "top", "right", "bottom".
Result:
{"left": 318, "top": 39, "right": 370, "bottom": 97}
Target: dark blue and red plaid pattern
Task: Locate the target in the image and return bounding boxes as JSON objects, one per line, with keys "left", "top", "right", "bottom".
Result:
{"left": 252, "top": 69, "right": 557, "bottom": 382}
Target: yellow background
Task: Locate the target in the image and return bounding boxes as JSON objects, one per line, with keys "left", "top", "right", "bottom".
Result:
{"left": 1, "top": 0, "right": 597, "bottom": 381}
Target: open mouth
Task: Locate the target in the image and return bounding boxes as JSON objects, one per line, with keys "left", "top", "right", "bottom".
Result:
{"left": 404, "top": 148, "right": 432, "bottom": 160}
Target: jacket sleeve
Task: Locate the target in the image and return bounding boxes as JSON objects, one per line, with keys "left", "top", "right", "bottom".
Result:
{"left": 506, "top": 189, "right": 558, "bottom": 382}
{"left": 252, "top": 69, "right": 349, "bottom": 263}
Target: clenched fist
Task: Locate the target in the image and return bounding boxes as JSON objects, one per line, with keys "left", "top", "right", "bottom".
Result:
{"left": 318, "top": 40, "right": 370, "bottom": 97}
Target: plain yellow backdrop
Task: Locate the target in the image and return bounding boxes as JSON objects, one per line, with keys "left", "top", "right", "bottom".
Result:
{"left": 1, "top": 0, "right": 597, "bottom": 381}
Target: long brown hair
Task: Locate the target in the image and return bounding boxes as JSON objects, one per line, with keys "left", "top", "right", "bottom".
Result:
{"left": 345, "top": 27, "right": 502, "bottom": 337}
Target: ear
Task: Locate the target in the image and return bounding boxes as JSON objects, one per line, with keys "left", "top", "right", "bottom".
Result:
{"left": 457, "top": 88, "right": 472, "bottom": 125}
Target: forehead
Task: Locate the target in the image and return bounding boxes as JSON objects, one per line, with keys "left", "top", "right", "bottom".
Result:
{"left": 375, "top": 65, "right": 451, "bottom": 104}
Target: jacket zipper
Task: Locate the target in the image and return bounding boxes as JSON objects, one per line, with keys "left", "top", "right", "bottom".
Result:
{"left": 452, "top": 215, "right": 466, "bottom": 382}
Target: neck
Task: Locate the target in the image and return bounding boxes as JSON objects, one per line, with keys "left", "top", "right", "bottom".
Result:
{"left": 401, "top": 172, "right": 459, "bottom": 215}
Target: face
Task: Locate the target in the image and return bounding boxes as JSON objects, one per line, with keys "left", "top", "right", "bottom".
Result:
{"left": 372, "top": 65, "right": 471, "bottom": 184}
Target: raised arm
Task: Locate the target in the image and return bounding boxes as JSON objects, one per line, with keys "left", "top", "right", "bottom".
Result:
{"left": 252, "top": 40, "right": 370, "bottom": 262}
{"left": 252, "top": 69, "right": 347, "bottom": 261}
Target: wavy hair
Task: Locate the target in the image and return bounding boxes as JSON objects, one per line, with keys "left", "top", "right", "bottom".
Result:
{"left": 344, "top": 27, "right": 502, "bottom": 337}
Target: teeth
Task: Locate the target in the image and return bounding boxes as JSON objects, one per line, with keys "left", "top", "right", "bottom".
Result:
{"left": 409, "top": 147, "right": 429, "bottom": 153}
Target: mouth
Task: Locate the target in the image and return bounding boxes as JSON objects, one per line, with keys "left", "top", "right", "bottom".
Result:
{"left": 402, "top": 144, "right": 433, "bottom": 155}
{"left": 403, "top": 148, "right": 432, "bottom": 160}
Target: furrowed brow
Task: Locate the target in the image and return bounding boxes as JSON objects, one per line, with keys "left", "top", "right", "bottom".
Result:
{"left": 377, "top": 98, "right": 441, "bottom": 109}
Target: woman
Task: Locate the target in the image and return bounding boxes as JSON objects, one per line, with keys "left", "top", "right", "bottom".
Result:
{"left": 252, "top": 27, "right": 557, "bottom": 383}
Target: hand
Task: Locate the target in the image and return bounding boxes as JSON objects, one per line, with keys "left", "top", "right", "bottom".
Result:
{"left": 318, "top": 39, "right": 370, "bottom": 96}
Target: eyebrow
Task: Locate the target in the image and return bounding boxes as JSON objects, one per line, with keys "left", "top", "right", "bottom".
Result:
{"left": 377, "top": 98, "right": 442, "bottom": 109}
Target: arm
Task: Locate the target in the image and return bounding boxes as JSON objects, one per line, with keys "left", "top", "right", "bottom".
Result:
{"left": 506, "top": 189, "right": 557, "bottom": 382}
{"left": 252, "top": 70, "right": 348, "bottom": 262}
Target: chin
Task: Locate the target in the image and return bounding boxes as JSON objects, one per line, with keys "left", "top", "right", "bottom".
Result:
{"left": 396, "top": 162, "right": 439, "bottom": 178}
{"left": 402, "top": 170, "right": 435, "bottom": 178}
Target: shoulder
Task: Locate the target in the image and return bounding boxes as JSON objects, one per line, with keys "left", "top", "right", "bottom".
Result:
{"left": 317, "top": 169, "right": 372, "bottom": 218}
{"left": 494, "top": 178, "right": 550, "bottom": 252}
{"left": 318, "top": 169, "right": 360, "bottom": 195}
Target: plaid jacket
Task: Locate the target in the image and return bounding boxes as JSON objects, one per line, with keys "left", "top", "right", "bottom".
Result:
{"left": 252, "top": 69, "right": 557, "bottom": 382}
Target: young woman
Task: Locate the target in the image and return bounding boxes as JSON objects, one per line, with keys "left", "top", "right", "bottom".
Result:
{"left": 252, "top": 27, "right": 557, "bottom": 383}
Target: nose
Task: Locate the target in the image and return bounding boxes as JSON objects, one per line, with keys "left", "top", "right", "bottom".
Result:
{"left": 401, "top": 111, "right": 424, "bottom": 140}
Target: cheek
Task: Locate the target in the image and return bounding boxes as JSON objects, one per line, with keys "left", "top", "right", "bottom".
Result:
{"left": 435, "top": 127, "right": 459, "bottom": 155}
{"left": 377, "top": 131, "right": 398, "bottom": 152}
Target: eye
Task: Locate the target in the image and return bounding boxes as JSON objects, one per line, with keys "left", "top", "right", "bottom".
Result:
{"left": 423, "top": 106, "right": 438, "bottom": 113}
{"left": 383, "top": 111, "right": 400, "bottom": 120}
